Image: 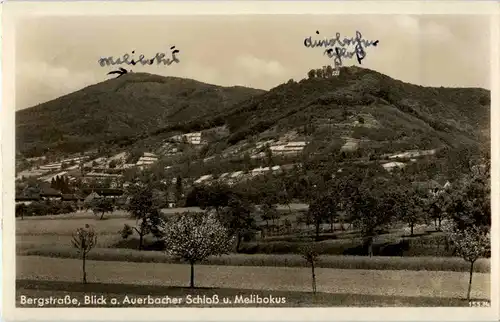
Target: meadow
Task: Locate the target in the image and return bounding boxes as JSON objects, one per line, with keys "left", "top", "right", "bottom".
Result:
{"left": 16, "top": 210, "right": 492, "bottom": 306}
{"left": 16, "top": 210, "right": 490, "bottom": 272}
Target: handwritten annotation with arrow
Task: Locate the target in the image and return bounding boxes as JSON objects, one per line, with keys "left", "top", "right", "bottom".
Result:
{"left": 100, "top": 46, "right": 180, "bottom": 78}
{"left": 107, "top": 67, "right": 129, "bottom": 79}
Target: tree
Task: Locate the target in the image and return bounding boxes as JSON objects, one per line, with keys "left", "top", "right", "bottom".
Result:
{"left": 219, "top": 194, "right": 256, "bottom": 252}
{"left": 126, "top": 187, "right": 165, "bottom": 250}
{"left": 175, "top": 175, "right": 183, "bottom": 204}
{"left": 16, "top": 203, "right": 27, "bottom": 220}
{"left": 260, "top": 203, "right": 277, "bottom": 231}
{"left": 348, "top": 182, "right": 395, "bottom": 257}
{"left": 325, "top": 65, "right": 334, "bottom": 78}
{"left": 192, "top": 182, "right": 233, "bottom": 216}
{"left": 446, "top": 170, "right": 490, "bottom": 231}
{"left": 441, "top": 165, "right": 490, "bottom": 301}
{"left": 71, "top": 224, "right": 97, "bottom": 284}
{"left": 300, "top": 243, "right": 320, "bottom": 293}
{"left": 243, "top": 152, "right": 252, "bottom": 172}
{"left": 307, "top": 69, "right": 316, "bottom": 79}
{"left": 90, "top": 198, "right": 114, "bottom": 220}
{"left": 426, "top": 189, "right": 451, "bottom": 231}
{"left": 264, "top": 146, "right": 273, "bottom": 167}
{"left": 392, "top": 186, "right": 425, "bottom": 236}
{"left": 162, "top": 212, "right": 234, "bottom": 288}
{"left": 308, "top": 192, "right": 337, "bottom": 241}
{"left": 446, "top": 225, "right": 490, "bottom": 301}
{"left": 109, "top": 160, "right": 118, "bottom": 169}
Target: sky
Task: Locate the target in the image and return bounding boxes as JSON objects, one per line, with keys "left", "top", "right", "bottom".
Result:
{"left": 15, "top": 14, "right": 491, "bottom": 110}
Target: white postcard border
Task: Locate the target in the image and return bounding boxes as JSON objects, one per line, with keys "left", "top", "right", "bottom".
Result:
{"left": 2, "top": 1, "right": 499, "bottom": 321}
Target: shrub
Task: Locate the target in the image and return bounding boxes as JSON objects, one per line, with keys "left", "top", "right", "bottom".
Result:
{"left": 120, "top": 224, "right": 134, "bottom": 239}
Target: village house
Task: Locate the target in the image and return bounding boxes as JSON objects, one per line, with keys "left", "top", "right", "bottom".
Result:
{"left": 218, "top": 172, "right": 230, "bottom": 181}
{"left": 165, "top": 191, "right": 177, "bottom": 208}
{"left": 83, "top": 191, "right": 100, "bottom": 207}
{"left": 15, "top": 193, "right": 41, "bottom": 205}
{"left": 194, "top": 174, "right": 213, "bottom": 185}
{"left": 136, "top": 153, "right": 158, "bottom": 168}
{"left": 40, "top": 187, "right": 62, "bottom": 201}
{"left": 381, "top": 162, "right": 406, "bottom": 172}
{"left": 270, "top": 141, "right": 307, "bottom": 155}
{"left": 227, "top": 171, "right": 244, "bottom": 185}
{"left": 82, "top": 188, "right": 124, "bottom": 200}
{"left": 172, "top": 132, "right": 202, "bottom": 145}
{"left": 61, "top": 193, "right": 86, "bottom": 211}
{"left": 251, "top": 167, "right": 270, "bottom": 177}
{"left": 39, "top": 163, "right": 62, "bottom": 171}
{"left": 388, "top": 149, "right": 437, "bottom": 160}
{"left": 412, "top": 180, "right": 443, "bottom": 195}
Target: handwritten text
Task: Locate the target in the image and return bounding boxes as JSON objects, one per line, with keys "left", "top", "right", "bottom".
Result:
{"left": 99, "top": 46, "right": 180, "bottom": 67}
{"left": 304, "top": 31, "right": 378, "bottom": 73}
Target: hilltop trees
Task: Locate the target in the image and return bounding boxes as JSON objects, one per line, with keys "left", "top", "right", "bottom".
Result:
{"left": 307, "top": 65, "right": 337, "bottom": 79}
{"left": 162, "top": 212, "right": 234, "bottom": 288}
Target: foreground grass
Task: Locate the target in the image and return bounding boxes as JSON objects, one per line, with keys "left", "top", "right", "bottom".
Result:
{"left": 18, "top": 256, "right": 491, "bottom": 299}
{"left": 17, "top": 279, "right": 474, "bottom": 307}
{"left": 19, "top": 246, "right": 490, "bottom": 273}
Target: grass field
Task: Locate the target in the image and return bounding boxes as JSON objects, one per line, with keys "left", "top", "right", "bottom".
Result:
{"left": 17, "top": 280, "right": 473, "bottom": 307}
{"left": 17, "top": 256, "right": 491, "bottom": 300}
{"left": 16, "top": 214, "right": 491, "bottom": 273}
{"left": 19, "top": 246, "right": 490, "bottom": 273}
{"left": 15, "top": 213, "right": 492, "bottom": 307}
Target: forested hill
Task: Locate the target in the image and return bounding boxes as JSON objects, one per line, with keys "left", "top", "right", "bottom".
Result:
{"left": 16, "top": 72, "right": 265, "bottom": 157}
{"left": 216, "top": 66, "right": 489, "bottom": 153}
{"left": 16, "top": 66, "right": 490, "bottom": 159}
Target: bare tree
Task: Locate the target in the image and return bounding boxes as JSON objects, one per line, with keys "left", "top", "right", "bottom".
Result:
{"left": 71, "top": 224, "right": 97, "bottom": 284}
{"left": 300, "top": 243, "right": 321, "bottom": 294}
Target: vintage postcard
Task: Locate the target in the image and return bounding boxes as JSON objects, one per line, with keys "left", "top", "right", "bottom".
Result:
{"left": 1, "top": 1, "right": 499, "bottom": 321}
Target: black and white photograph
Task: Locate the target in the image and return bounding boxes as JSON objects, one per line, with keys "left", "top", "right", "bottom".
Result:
{"left": 2, "top": 1, "right": 499, "bottom": 320}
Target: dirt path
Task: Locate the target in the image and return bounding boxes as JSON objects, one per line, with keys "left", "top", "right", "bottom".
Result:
{"left": 17, "top": 256, "right": 490, "bottom": 299}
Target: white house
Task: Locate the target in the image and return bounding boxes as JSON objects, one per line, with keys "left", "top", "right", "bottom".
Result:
{"left": 381, "top": 162, "right": 406, "bottom": 172}
{"left": 389, "top": 149, "right": 436, "bottom": 160}
{"left": 269, "top": 141, "right": 307, "bottom": 155}
{"left": 172, "top": 132, "right": 202, "bottom": 145}
{"left": 194, "top": 174, "right": 213, "bottom": 184}
{"left": 39, "top": 163, "right": 62, "bottom": 171}
{"left": 251, "top": 167, "right": 270, "bottom": 176}
{"left": 136, "top": 153, "right": 158, "bottom": 168}
{"left": 271, "top": 165, "right": 281, "bottom": 173}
